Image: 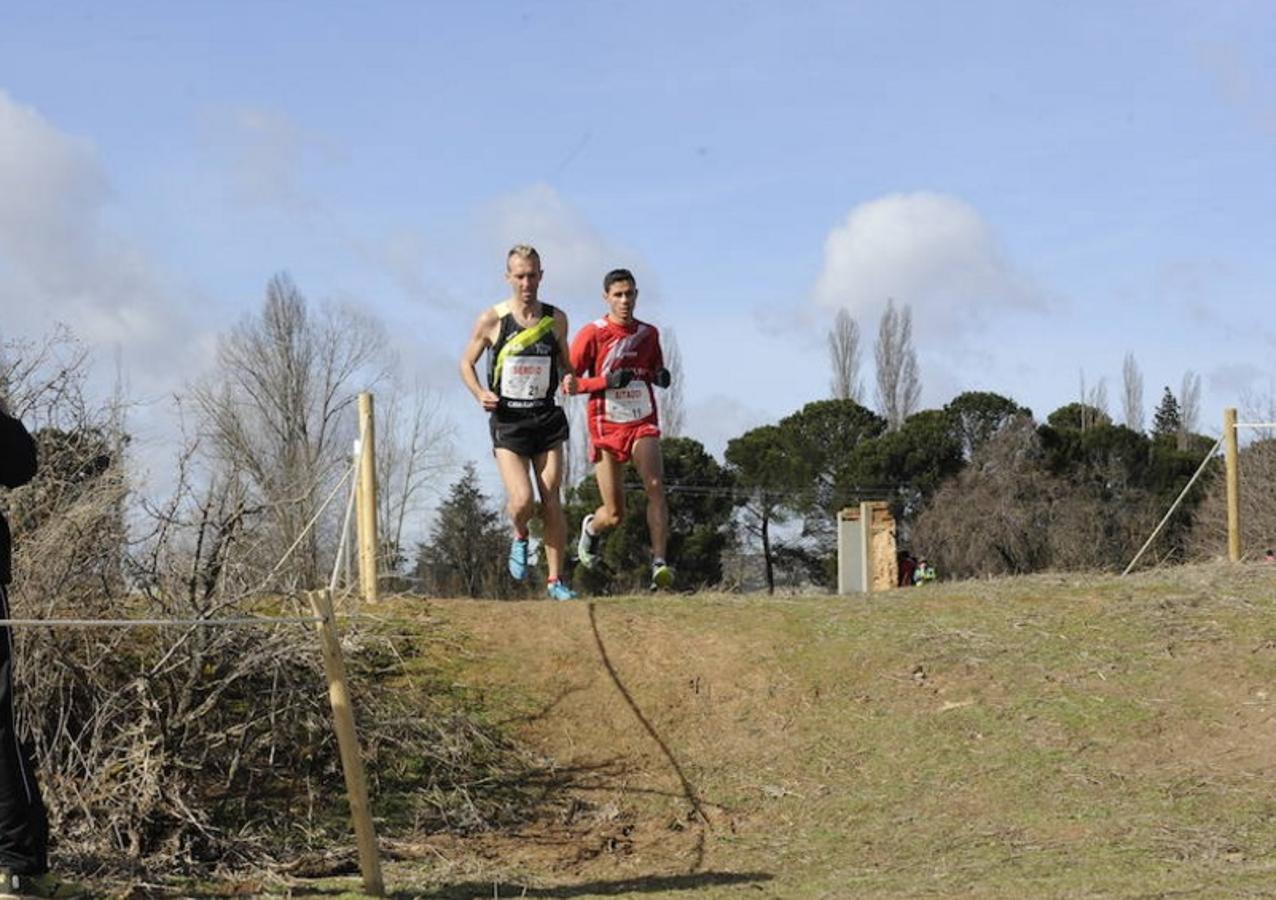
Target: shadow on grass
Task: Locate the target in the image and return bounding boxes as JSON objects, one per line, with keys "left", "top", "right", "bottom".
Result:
{"left": 583, "top": 600, "right": 723, "bottom": 874}
{"left": 286, "top": 869, "right": 774, "bottom": 898}
{"left": 586, "top": 603, "right": 713, "bottom": 826}
{"left": 418, "top": 870, "right": 775, "bottom": 898}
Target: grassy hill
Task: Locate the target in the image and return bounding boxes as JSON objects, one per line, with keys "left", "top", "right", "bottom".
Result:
{"left": 297, "top": 562, "right": 1276, "bottom": 898}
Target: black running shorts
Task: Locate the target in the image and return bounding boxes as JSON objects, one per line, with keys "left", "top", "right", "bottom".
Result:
{"left": 489, "top": 405, "right": 569, "bottom": 458}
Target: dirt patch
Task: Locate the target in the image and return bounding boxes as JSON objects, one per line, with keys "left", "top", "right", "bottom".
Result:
{"left": 359, "top": 565, "right": 1276, "bottom": 897}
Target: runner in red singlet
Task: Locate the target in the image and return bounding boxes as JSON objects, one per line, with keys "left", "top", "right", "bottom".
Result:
{"left": 567, "top": 268, "right": 674, "bottom": 590}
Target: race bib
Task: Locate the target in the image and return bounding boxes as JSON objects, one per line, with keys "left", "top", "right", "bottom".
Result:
{"left": 604, "top": 383, "right": 652, "bottom": 423}
{"left": 501, "top": 357, "right": 551, "bottom": 400}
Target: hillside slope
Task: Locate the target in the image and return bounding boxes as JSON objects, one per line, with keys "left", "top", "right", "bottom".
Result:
{"left": 354, "top": 563, "right": 1276, "bottom": 898}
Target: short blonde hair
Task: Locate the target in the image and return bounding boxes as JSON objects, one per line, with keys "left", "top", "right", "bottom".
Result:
{"left": 506, "top": 244, "right": 541, "bottom": 271}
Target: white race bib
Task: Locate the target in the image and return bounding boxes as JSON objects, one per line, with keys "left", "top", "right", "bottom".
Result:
{"left": 604, "top": 383, "right": 652, "bottom": 423}
{"left": 501, "top": 357, "right": 551, "bottom": 400}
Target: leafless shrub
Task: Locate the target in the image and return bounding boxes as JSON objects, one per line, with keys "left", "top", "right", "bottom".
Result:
{"left": 914, "top": 415, "right": 1175, "bottom": 577}
{"left": 1188, "top": 436, "right": 1276, "bottom": 561}
{"left": 912, "top": 418, "right": 1056, "bottom": 578}
{"left": 3, "top": 331, "right": 553, "bottom": 880}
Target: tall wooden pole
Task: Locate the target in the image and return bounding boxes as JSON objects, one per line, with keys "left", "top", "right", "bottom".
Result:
{"left": 357, "top": 393, "right": 380, "bottom": 605}
{"left": 307, "top": 589, "right": 384, "bottom": 897}
{"left": 858, "top": 501, "right": 872, "bottom": 593}
{"left": 1225, "top": 407, "right": 1241, "bottom": 562}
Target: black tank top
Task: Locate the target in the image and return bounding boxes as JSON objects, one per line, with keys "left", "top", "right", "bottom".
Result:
{"left": 487, "top": 302, "right": 562, "bottom": 411}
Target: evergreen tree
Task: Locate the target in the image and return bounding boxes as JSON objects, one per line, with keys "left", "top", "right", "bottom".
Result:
{"left": 566, "top": 438, "right": 734, "bottom": 593}
{"left": 1151, "top": 387, "right": 1182, "bottom": 441}
{"left": 415, "top": 462, "right": 509, "bottom": 598}
{"left": 1046, "top": 402, "right": 1113, "bottom": 432}
{"left": 943, "top": 391, "right": 1030, "bottom": 459}
{"left": 726, "top": 424, "right": 806, "bottom": 594}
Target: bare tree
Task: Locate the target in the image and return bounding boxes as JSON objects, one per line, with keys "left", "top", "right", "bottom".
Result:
{"left": 1077, "top": 370, "right": 1109, "bottom": 431}
{"left": 827, "top": 308, "right": 863, "bottom": 402}
{"left": 1122, "top": 352, "right": 1145, "bottom": 432}
{"left": 1088, "top": 377, "right": 1109, "bottom": 422}
{"left": 658, "top": 327, "right": 686, "bottom": 438}
{"left": 1241, "top": 378, "right": 1276, "bottom": 425}
{"left": 874, "top": 299, "right": 920, "bottom": 430}
{"left": 1179, "top": 369, "right": 1202, "bottom": 450}
{"left": 375, "top": 380, "right": 454, "bottom": 578}
{"left": 192, "top": 273, "right": 387, "bottom": 588}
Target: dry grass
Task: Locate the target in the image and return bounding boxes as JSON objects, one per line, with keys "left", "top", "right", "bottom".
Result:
{"left": 134, "top": 561, "right": 1276, "bottom": 897}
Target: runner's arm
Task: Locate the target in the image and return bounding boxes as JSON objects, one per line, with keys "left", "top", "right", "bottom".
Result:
{"left": 650, "top": 328, "right": 671, "bottom": 387}
{"left": 555, "top": 313, "right": 577, "bottom": 395}
{"left": 460, "top": 309, "right": 501, "bottom": 411}
{"left": 568, "top": 324, "right": 611, "bottom": 394}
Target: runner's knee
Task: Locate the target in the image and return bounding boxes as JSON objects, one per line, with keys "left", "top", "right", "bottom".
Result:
{"left": 540, "top": 491, "right": 563, "bottom": 513}
{"left": 507, "top": 489, "right": 535, "bottom": 521}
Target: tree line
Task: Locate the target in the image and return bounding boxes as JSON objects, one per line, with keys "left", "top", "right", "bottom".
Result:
{"left": 419, "top": 300, "right": 1259, "bottom": 596}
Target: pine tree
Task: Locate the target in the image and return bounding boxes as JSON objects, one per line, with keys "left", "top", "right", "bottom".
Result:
{"left": 415, "top": 462, "right": 508, "bottom": 597}
{"left": 1151, "top": 386, "right": 1182, "bottom": 441}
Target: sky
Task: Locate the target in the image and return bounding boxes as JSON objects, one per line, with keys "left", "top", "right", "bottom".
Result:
{"left": 2, "top": 1, "right": 1275, "bottom": 505}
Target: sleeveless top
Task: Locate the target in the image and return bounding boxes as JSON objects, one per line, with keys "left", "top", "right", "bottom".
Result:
{"left": 487, "top": 301, "right": 562, "bottom": 411}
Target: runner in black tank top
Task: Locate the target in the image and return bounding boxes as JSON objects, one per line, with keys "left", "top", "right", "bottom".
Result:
{"left": 459, "top": 246, "right": 578, "bottom": 600}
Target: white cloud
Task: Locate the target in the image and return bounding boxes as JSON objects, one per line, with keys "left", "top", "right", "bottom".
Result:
{"left": 0, "top": 89, "right": 214, "bottom": 484}
{"left": 684, "top": 393, "right": 773, "bottom": 462}
{"left": 0, "top": 90, "right": 199, "bottom": 370}
{"left": 479, "top": 183, "right": 643, "bottom": 304}
{"left": 812, "top": 192, "right": 1046, "bottom": 341}
{"left": 201, "top": 106, "right": 340, "bottom": 212}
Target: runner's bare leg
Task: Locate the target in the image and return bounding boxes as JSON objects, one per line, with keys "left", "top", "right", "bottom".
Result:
{"left": 631, "top": 436, "right": 668, "bottom": 560}
{"left": 592, "top": 450, "right": 626, "bottom": 531}
{"left": 532, "top": 445, "right": 567, "bottom": 581}
{"left": 493, "top": 448, "right": 535, "bottom": 535}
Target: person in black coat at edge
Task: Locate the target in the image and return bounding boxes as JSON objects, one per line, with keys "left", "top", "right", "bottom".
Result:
{"left": 0, "top": 401, "right": 83, "bottom": 898}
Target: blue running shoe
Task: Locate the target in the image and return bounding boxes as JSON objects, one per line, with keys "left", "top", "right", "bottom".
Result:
{"left": 546, "top": 580, "right": 577, "bottom": 601}
{"left": 508, "top": 536, "right": 530, "bottom": 581}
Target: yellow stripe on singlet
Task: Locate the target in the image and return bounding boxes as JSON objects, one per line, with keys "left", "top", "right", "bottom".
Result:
{"left": 491, "top": 307, "right": 556, "bottom": 391}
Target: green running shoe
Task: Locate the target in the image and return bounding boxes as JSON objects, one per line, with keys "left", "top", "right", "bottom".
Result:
{"left": 0, "top": 869, "right": 92, "bottom": 899}
{"left": 577, "top": 514, "right": 601, "bottom": 569}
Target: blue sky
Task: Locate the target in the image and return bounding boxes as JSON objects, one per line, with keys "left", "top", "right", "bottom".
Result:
{"left": 2, "top": 1, "right": 1275, "bottom": 498}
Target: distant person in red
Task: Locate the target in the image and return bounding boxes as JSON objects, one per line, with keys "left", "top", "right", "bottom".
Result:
{"left": 1264, "top": 548, "right": 1276, "bottom": 564}
{"left": 567, "top": 268, "right": 674, "bottom": 590}
{"left": 897, "top": 551, "right": 917, "bottom": 587}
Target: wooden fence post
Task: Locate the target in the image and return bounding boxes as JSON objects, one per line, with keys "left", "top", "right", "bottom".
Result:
{"left": 357, "top": 392, "right": 380, "bottom": 605}
{"left": 1225, "top": 407, "right": 1241, "bottom": 562}
{"left": 307, "top": 588, "right": 384, "bottom": 897}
